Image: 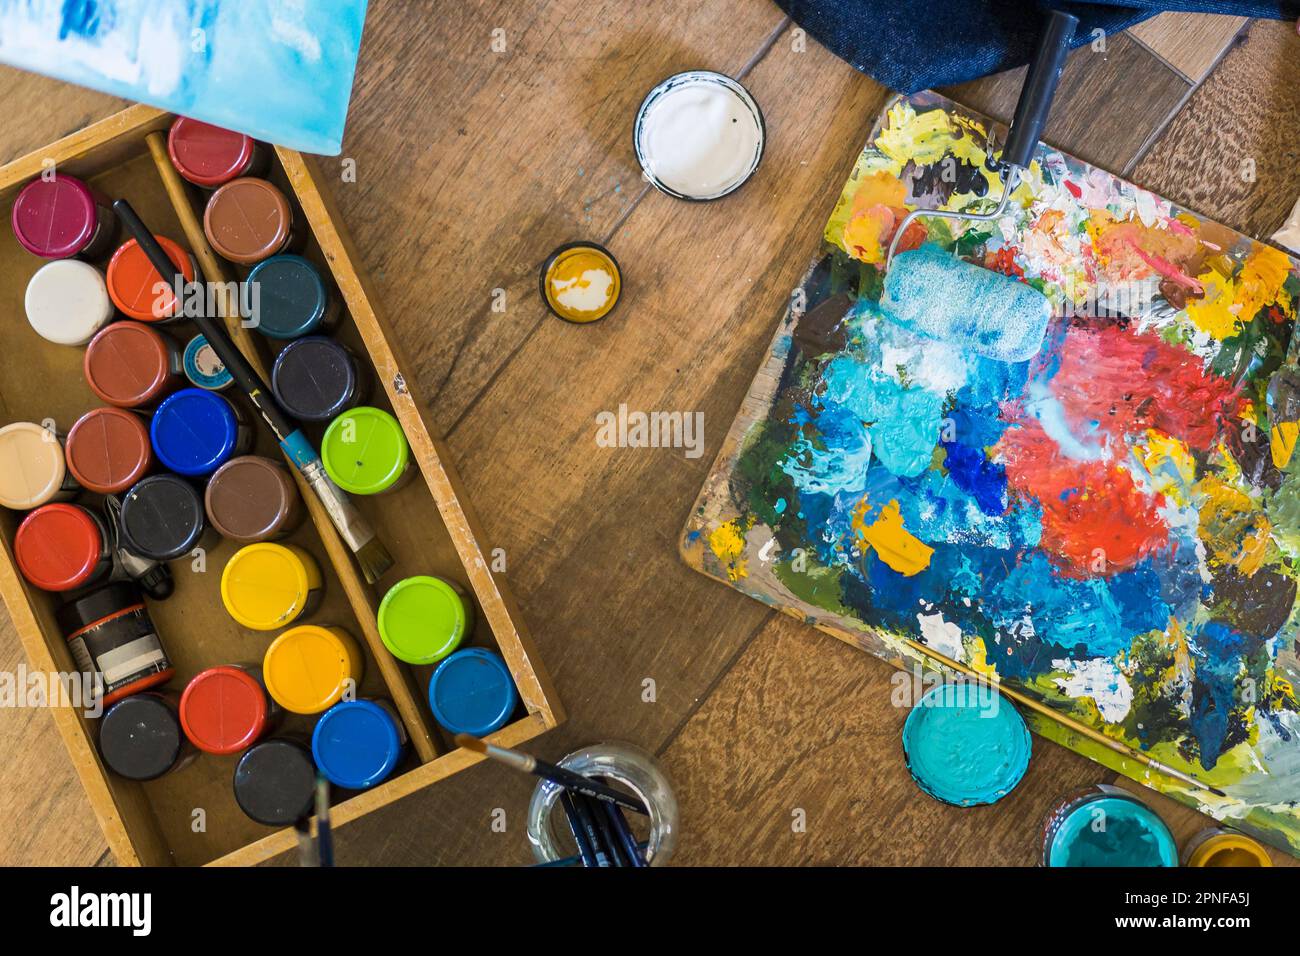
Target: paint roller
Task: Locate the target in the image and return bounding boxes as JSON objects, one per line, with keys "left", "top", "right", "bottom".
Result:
{"left": 881, "top": 8, "right": 1079, "bottom": 363}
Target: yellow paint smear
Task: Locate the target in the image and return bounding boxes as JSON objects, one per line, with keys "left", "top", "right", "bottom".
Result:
{"left": 852, "top": 497, "right": 933, "bottom": 576}
{"left": 1137, "top": 430, "right": 1197, "bottom": 503}
{"left": 1194, "top": 475, "right": 1272, "bottom": 576}
{"left": 708, "top": 518, "right": 751, "bottom": 581}
{"left": 1271, "top": 421, "right": 1299, "bottom": 470}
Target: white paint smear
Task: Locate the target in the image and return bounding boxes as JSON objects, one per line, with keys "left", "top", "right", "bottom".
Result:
{"left": 1051, "top": 657, "right": 1133, "bottom": 722}
{"left": 552, "top": 270, "right": 613, "bottom": 313}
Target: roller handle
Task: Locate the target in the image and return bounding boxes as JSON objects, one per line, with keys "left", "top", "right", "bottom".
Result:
{"left": 1000, "top": 8, "right": 1078, "bottom": 171}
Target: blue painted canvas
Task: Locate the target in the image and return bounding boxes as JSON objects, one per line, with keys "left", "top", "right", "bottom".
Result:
{"left": 0, "top": 0, "right": 368, "bottom": 154}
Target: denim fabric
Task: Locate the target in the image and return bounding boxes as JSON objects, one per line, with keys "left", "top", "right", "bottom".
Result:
{"left": 776, "top": 1, "right": 1300, "bottom": 92}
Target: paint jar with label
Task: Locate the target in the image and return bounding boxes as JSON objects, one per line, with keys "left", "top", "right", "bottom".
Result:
{"left": 321, "top": 406, "right": 412, "bottom": 496}
{"left": 263, "top": 624, "right": 364, "bottom": 715}
{"left": 539, "top": 242, "right": 622, "bottom": 324}
{"left": 377, "top": 575, "right": 473, "bottom": 665}
{"left": 120, "top": 474, "right": 211, "bottom": 563}
{"left": 1182, "top": 827, "right": 1272, "bottom": 867}
{"left": 106, "top": 236, "right": 197, "bottom": 323}
{"left": 220, "top": 543, "right": 324, "bottom": 632}
{"left": 11, "top": 173, "right": 116, "bottom": 260}
{"left": 1040, "top": 784, "right": 1178, "bottom": 866}
{"left": 271, "top": 337, "right": 367, "bottom": 423}
{"left": 205, "top": 455, "right": 304, "bottom": 543}
{"left": 167, "top": 117, "right": 269, "bottom": 189}
{"left": 246, "top": 255, "right": 339, "bottom": 340}
{"left": 25, "top": 260, "right": 114, "bottom": 346}
{"left": 428, "top": 648, "right": 518, "bottom": 737}
{"left": 182, "top": 334, "right": 233, "bottom": 391}
{"left": 150, "top": 388, "right": 252, "bottom": 477}
{"left": 84, "top": 321, "right": 183, "bottom": 408}
{"left": 312, "top": 698, "right": 407, "bottom": 790}
{"left": 0, "top": 422, "right": 80, "bottom": 510}
{"left": 14, "top": 503, "right": 113, "bottom": 592}
{"left": 204, "top": 178, "right": 298, "bottom": 266}
{"left": 65, "top": 407, "right": 153, "bottom": 496}
{"left": 57, "top": 583, "right": 173, "bottom": 706}
{"left": 180, "top": 664, "right": 281, "bottom": 756}
{"left": 233, "top": 737, "right": 316, "bottom": 826}
{"left": 99, "top": 692, "right": 193, "bottom": 781}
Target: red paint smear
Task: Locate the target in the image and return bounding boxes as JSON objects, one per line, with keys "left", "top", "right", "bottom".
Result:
{"left": 1064, "top": 180, "right": 1082, "bottom": 199}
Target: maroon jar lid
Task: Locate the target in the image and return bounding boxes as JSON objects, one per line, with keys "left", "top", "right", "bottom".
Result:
{"left": 14, "top": 504, "right": 105, "bottom": 591}
{"left": 204, "top": 455, "right": 301, "bottom": 542}
{"left": 204, "top": 178, "right": 292, "bottom": 265}
{"left": 84, "top": 322, "right": 178, "bottom": 407}
{"left": 167, "top": 117, "right": 257, "bottom": 187}
{"left": 11, "top": 174, "right": 103, "bottom": 259}
{"left": 65, "top": 407, "right": 152, "bottom": 494}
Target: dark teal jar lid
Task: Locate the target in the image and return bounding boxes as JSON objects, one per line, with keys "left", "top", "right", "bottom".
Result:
{"left": 247, "top": 254, "right": 329, "bottom": 340}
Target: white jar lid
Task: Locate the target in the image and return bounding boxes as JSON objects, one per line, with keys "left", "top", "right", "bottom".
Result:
{"left": 25, "top": 260, "right": 114, "bottom": 346}
{"left": 0, "top": 422, "right": 68, "bottom": 509}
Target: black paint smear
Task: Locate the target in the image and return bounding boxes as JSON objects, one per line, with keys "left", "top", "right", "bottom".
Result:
{"left": 1207, "top": 565, "right": 1297, "bottom": 641}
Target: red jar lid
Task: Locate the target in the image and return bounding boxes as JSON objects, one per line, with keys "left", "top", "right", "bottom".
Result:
{"left": 168, "top": 118, "right": 256, "bottom": 188}
{"left": 65, "top": 407, "right": 152, "bottom": 494}
{"left": 10, "top": 174, "right": 100, "bottom": 259}
{"left": 180, "top": 666, "right": 268, "bottom": 755}
{"left": 106, "top": 235, "right": 195, "bottom": 320}
{"left": 14, "top": 504, "right": 104, "bottom": 591}
{"left": 84, "top": 321, "right": 176, "bottom": 407}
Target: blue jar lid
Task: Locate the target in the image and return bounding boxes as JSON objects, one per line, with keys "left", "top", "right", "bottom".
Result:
{"left": 271, "top": 336, "right": 359, "bottom": 422}
{"left": 182, "top": 334, "right": 233, "bottom": 390}
{"left": 150, "top": 388, "right": 241, "bottom": 477}
{"left": 311, "top": 699, "right": 404, "bottom": 790}
{"left": 427, "top": 648, "right": 518, "bottom": 737}
{"left": 247, "top": 254, "right": 329, "bottom": 340}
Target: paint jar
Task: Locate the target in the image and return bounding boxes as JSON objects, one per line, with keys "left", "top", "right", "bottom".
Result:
{"left": 14, "top": 503, "right": 112, "bottom": 592}
{"left": 167, "top": 116, "right": 269, "bottom": 189}
{"left": 204, "top": 177, "right": 299, "bottom": 266}
{"left": 311, "top": 698, "right": 407, "bottom": 790}
{"left": 527, "top": 741, "right": 678, "bottom": 866}
{"left": 150, "top": 388, "right": 252, "bottom": 477}
{"left": 377, "top": 575, "right": 473, "bottom": 665}
{"left": 263, "top": 624, "right": 364, "bottom": 715}
{"left": 84, "top": 321, "right": 183, "bottom": 408}
{"left": 321, "top": 406, "right": 412, "bottom": 496}
{"left": 1040, "top": 784, "right": 1178, "bottom": 867}
{"left": 538, "top": 242, "right": 622, "bottom": 323}
{"left": 64, "top": 407, "right": 153, "bottom": 495}
{"left": 220, "top": 543, "right": 324, "bottom": 632}
{"left": 98, "top": 692, "right": 193, "bottom": 782}
{"left": 1182, "top": 827, "right": 1272, "bottom": 867}
{"left": 0, "top": 422, "right": 80, "bottom": 510}
{"left": 427, "top": 647, "right": 518, "bottom": 737}
{"left": 204, "top": 455, "right": 304, "bottom": 543}
{"left": 24, "top": 260, "right": 114, "bottom": 346}
{"left": 11, "top": 173, "right": 116, "bottom": 260}
{"left": 56, "top": 583, "right": 173, "bottom": 707}
{"left": 182, "top": 333, "right": 233, "bottom": 391}
{"left": 246, "top": 255, "right": 339, "bottom": 340}
{"left": 633, "top": 70, "right": 765, "bottom": 202}
{"left": 180, "top": 664, "right": 280, "bottom": 756}
{"left": 233, "top": 737, "right": 316, "bottom": 826}
{"left": 105, "top": 236, "right": 197, "bottom": 323}
{"left": 271, "top": 337, "right": 367, "bottom": 423}
{"left": 119, "top": 474, "right": 211, "bottom": 563}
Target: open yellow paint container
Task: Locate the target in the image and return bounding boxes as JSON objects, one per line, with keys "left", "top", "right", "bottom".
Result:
{"left": 1183, "top": 828, "right": 1272, "bottom": 867}
{"left": 539, "top": 242, "right": 621, "bottom": 323}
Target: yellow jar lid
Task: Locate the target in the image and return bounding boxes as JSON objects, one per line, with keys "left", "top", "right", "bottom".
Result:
{"left": 263, "top": 625, "right": 357, "bottom": 714}
{"left": 220, "top": 542, "right": 316, "bottom": 631}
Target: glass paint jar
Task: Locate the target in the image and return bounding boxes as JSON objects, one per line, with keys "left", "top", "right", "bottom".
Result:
{"left": 427, "top": 647, "right": 517, "bottom": 737}
{"left": 220, "top": 543, "right": 323, "bottom": 632}
{"left": 57, "top": 583, "right": 173, "bottom": 706}
{"left": 1182, "top": 827, "right": 1272, "bottom": 867}
{"left": 321, "top": 406, "right": 412, "bottom": 495}
{"left": 14, "top": 503, "right": 113, "bottom": 592}
{"left": 11, "top": 173, "right": 116, "bottom": 260}
{"left": 377, "top": 575, "right": 473, "bottom": 665}
{"left": 204, "top": 455, "right": 304, "bottom": 543}
{"left": 98, "top": 692, "right": 193, "bottom": 781}
{"left": 64, "top": 407, "right": 153, "bottom": 496}
{"left": 167, "top": 117, "right": 269, "bottom": 189}
{"left": 204, "top": 177, "right": 299, "bottom": 265}
{"left": 1040, "top": 784, "right": 1178, "bottom": 867}
{"left": 0, "top": 422, "right": 80, "bottom": 510}
{"left": 180, "top": 664, "right": 281, "bottom": 756}
{"left": 105, "top": 235, "right": 198, "bottom": 323}
{"left": 119, "top": 474, "right": 211, "bottom": 562}
{"left": 246, "top": 254, "right": 339, "bottom": 340}
{"left": 233, "top": 737, "right": 316, "bottom": 826}
{"left": 271, "top": 336, "right": 367, "bottom": 423}
{"left": 150, "top": 388, "right": 252, "bottom": 477}
{"left": 182, "top": 334, "right": 234, "bottom": 391}
{"left": 24, "top": 260, "right": 114, "bottom": 346}
{"left": 263, "top": 624, "right": 364, "bottom": 715}
{"left": 312, "top": 698, "right": 407, "bottom": 790}
{"left": 84, "top": 321, "right": 183, "bottom": 408}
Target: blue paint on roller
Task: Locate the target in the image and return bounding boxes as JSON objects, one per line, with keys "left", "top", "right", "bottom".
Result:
{"left": 881, "top": 244, "right": 1051, "bottom": 363}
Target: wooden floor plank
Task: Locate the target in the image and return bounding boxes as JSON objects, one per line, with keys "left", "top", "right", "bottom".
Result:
{"left": 1129, "top": 11, "right": 1248, "bottom": 82}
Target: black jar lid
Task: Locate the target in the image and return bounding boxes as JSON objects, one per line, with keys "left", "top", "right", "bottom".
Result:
{"left": 233, "top": 738, "right": 316, "bottom": 826}
{"left": 56, "top": 582, "right": 145, "bottom": 636}
{"left": 99, "top": 693, "right": 184, "bottom": 781}
{"left": 271, "top": 336, "right": 359, "bottom": 422}
{"left": 120, "top": 474, "right": 206, "bottom": 561}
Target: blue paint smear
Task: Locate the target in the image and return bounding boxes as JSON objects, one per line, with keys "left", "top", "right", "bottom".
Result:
{"left": 822, "top": 353, "right": 943, "bottom": 477}
{"left": 1047, "top": 795, "right": 1177, "bottom": 866}
{"left": 1189, "top": 621, "right": 1258, "bottom": 768}
{"left": 941, "top": 439, "right": 1006, "bottom": 516}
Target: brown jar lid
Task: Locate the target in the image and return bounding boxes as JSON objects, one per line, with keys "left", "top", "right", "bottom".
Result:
{"left": 204, "top": 177, "right": 293, "bottom": 265}
{"left": 65, "top": 407, "right": 152, "bottom": 494}
{"left": 84, "top": 322, "right": 178, "bottom": 408}
{"left": 204, "top": 455, "right": 300, "bottom": 542}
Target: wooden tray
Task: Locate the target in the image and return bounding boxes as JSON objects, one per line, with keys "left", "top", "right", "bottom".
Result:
{"left": 0, "top": 105, "right": 563, "bottom": 866}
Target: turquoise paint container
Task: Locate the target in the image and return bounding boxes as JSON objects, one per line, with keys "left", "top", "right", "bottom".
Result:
{"left": 1040, "top": 785, "right": 1178, "bottom": 867}
{"left": 901, "top": 681, "right": 1031, "bottom": 807}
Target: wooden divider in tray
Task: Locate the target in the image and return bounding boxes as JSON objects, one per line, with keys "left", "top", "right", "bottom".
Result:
{"left": 0, "top": 106, "right": 563, "bottom": 866}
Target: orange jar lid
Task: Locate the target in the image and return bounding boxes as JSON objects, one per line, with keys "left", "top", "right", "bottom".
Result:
{"left": 106, "top": 235, "right": 195, "bottom": 321}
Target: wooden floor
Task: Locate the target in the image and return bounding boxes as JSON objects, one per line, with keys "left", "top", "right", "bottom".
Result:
{"left": 1, "top": 5, "right": 1298, "bottom": 867}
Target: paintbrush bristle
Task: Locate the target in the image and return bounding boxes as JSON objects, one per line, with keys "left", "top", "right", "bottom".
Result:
{"left": 355, "top": 537, "right": 394, "bottom": 584}
{"left": 455, "top": 734, "right": 487, "bottom": 754}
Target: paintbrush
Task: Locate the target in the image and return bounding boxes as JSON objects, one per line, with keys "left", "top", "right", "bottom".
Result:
{"left": 293, "top": 817, "right": 318, "bottom": 867}
{"left": 454, "top": 734, "right": 648, "bottom": 815}
{"left": 534, "top": 840, "right": 650, "bottom": 867}
{"left": 111, "top": 199, "right": 393, "bottom": 584}
{"left": 596, "top": 784, "right": 646, "bottom": 867}
{"left": 315, "top": 775, "right": 334, "bottom": 867}
{"left": 559, "top": 791, "right": 601, "bottom": 867}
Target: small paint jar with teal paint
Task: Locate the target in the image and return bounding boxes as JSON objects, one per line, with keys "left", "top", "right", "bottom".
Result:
{"left": 182, "top": 334, "right": 233, "bottom": 391}
{"left": 246, "top": 254, "right": 340, "bottom": 340}
{"left": 311, "top": 698, "right": 408, "bottom": 790}
{"left": 428, "top": 647, "right": 518, "bottom": 736}
{"left": 1040, "top": 785, "right": 1178, "bottom": 867}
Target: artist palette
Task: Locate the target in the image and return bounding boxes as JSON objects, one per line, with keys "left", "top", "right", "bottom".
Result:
{"left": 0, "top": 106, "right": 561, "bottom": 865}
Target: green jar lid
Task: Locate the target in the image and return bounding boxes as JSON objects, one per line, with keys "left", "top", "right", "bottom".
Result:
{"left": 377, "top": 575, "right": 470, "bottom": 664}
{"left": 321, "top": 406, "right": 409, "bottom": 495}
